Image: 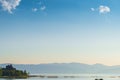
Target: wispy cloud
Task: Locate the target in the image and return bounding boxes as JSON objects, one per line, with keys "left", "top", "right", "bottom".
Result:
{"left": 0, "top": 0, "right": 21, "bottom": 14}
{"left": 91, "top": 8, "right": 95, "bottom": 11}
{"left": 32, "top": 8, "right": 38, "bottom": 12}
{"left": 39, "top": 0, "right": 46, "bottom": 11}
{"left": 40, "top": 5, "right": 46, "bottom": 11}
{"left": 91, "top": 5, "right": 111, "bottom": 14}
{"left": 32, "top": 0, "right": 46, "bottom": 13}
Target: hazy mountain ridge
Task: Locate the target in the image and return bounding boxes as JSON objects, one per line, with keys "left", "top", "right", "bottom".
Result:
{"left": 0, "top": 63, "right": 120, "bottom": 74}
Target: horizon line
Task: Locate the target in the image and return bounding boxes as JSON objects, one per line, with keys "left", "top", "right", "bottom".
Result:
{"left": 0, "top": 62, "right": 119, "bottom": 66}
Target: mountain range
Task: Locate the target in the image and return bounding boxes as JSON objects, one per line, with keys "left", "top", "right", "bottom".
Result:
{"left": 0, "top": 63, "right": 120, "bottom": 74}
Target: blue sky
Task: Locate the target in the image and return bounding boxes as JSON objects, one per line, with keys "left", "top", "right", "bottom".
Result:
{"left": 0, "top": 0, "right": 120, "bottom": 65}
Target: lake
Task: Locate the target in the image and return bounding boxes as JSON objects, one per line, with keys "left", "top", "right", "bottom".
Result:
{"left": 0, "top": 74, "right": 120, "bottom": 80}
{"left": 0, "top": 77, "right": 120, "bottom": 80}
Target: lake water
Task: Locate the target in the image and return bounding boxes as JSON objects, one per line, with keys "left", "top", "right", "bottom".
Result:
{"left": 0, "top": 77, "right": 120, "bottom": 80}
{"left": 0, "top": 74, "right": 120, "bottom": 80}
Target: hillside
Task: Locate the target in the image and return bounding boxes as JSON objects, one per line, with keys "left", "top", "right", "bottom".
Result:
{"left": 0, "top": 63, "right": 120, "bottom": 74}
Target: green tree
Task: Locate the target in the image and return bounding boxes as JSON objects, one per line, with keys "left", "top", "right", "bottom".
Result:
{"left": 0, "top": 68, "right": 2, "bottom": 76}
{"left": 1, "top": 64, "right": 28, "bottom": 78}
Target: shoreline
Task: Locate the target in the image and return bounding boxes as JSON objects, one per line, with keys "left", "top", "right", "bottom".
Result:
{"left": 0, "top": 76, "right": 28, "bottom": 79}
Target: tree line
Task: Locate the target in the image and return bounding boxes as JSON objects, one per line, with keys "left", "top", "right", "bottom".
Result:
{"left": 0, "top": 64, "right": 28, "bottom": 78}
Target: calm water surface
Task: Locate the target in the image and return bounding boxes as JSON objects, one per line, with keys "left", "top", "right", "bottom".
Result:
{"left": 0, "top": 77, "right": 120, "bottom": 80}
{"left": 0, "top": 74, "right": 120, "bottom": 80}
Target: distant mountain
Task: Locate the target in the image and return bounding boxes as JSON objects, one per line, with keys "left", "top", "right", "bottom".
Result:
{"left": 0, "top": 63, "right": 120, "bottom": 74}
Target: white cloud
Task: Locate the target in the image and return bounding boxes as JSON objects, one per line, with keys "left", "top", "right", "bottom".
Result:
{"left": 99, "top": 5, "right": 110, "bottom": 14}
{"left": 91, "top": 5, "right": 110, "bottom": 14}
{"left": 32, "top": 8, "right": 38, "bottom": 12}
{"left": 0, "top": 0, "right": 21, "bottom": 13}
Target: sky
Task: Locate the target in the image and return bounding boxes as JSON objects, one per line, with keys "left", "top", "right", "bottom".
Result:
{"left": 0, "top": 0, "right": 120, "bottom": 66}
